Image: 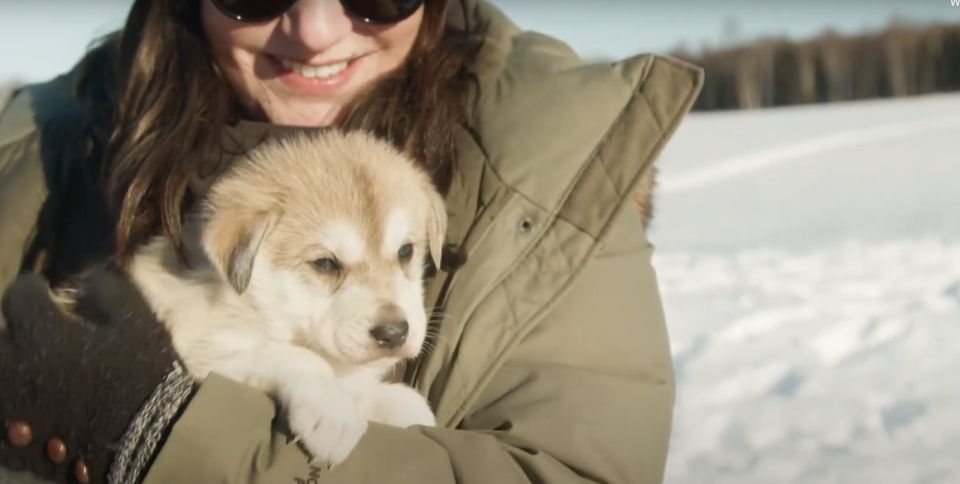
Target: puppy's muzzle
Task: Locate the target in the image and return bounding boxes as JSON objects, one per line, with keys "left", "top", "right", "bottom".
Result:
{"left": 370, "top": 303, "right": 408, "bottom": 350}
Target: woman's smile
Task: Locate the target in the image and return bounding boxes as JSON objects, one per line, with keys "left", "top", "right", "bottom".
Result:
{"left": 202, "top": 0, "right": 423, "bottom": 127}
{"left": 267, "top": 53, "right": 366, "bottom": 96}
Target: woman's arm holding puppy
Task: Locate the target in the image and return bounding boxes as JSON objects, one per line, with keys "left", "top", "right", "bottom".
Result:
{"left": 142, "top": 205, "right": 674, "bottom": 484}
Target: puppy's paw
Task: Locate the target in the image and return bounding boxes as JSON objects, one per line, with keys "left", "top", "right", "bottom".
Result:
{"left": 283, "top": 384, "right": 369, "bottom": 468}
{"left": 366, "top": 383, "right": 436, "bottom": 428}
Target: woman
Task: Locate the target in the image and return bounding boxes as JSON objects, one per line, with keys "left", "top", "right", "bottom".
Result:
{"left": 0, "top": 0, "right": 702, "bottom": 482}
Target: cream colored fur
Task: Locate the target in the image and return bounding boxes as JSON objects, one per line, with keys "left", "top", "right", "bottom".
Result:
{"left": 127, "top": 130, "right": 446, "bottom": 467}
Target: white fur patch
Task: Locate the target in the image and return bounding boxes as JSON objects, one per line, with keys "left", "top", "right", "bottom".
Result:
{"left": 383, "top": 209, "right": 411, "bottom": 256}
{"left": 322, "top": 220, "right": 366, "bottom": 266}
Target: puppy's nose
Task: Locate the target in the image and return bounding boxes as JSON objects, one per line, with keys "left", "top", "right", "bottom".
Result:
{"left": 370, "top": 320, "right": 408, "bottom": 349}
{"left": 371, "top": 304, "right": 409, "bottom": 349}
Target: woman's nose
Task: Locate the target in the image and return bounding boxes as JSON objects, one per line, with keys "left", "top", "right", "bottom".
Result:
{"left": 283, "top": 0, "right": 354, "bottom": 54}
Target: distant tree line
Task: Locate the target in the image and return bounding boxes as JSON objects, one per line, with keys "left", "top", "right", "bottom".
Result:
{"left": 673, "top": 23, "right": 960, "bottom": 111}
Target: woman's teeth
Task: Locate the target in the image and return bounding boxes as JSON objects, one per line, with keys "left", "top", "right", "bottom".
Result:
{"left": 280, "top": 59, "right": 350, "bottom": 79}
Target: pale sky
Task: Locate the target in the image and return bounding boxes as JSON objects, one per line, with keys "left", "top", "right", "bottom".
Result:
{"left": 0, "top": 0, "right": 957, "bottom": 83}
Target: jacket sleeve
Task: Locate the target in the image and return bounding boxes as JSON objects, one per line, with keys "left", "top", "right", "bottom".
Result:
{"left": 143, "top": 202, "right": 674, "bottom": 484}
{"left": 0, "top": 95, "right": 48, "bottom": 319}
{"left": 0, "top": 73, "right": 81, "bottom": 324}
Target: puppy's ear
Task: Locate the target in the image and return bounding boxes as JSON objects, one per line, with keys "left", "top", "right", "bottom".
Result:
{"left": 425, "top": 189, "right": 447, "bottom": 271}
{"left": 203, "top": 209, "right": 279, "bottom": 294}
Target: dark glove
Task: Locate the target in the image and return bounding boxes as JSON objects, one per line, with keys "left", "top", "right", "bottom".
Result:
{"left": 0, "top": 267, "right": 194, "bottom": 483}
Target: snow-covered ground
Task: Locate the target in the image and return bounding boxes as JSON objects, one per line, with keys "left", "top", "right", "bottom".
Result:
{"left": 651, "top": 93, "right": 960, "bottom": 484}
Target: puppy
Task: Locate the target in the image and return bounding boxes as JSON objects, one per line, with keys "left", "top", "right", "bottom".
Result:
{"left": 126, "top": 130, "right": 445, "bottom": 466}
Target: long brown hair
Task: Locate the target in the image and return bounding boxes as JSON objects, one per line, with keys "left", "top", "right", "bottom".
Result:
{"left": 75, "top": 0, "right": 483, "bottom": 263}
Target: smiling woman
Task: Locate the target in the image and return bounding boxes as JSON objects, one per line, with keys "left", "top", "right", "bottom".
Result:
{"left": 0, "top": 0, "right": 702, "bottom": 483}
{"left": 87, "top": 0, "right": 475, "bottom": 268}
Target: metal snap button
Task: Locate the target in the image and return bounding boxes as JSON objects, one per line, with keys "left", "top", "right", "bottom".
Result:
{"left": 74, "top": 458, "right": 91, "bottom": 484}
{"left": 6, "top": 421, "right": 32, "bottom": 447}
{"left": 46, "top": 437, "right": 67, "bottom": 464}
{"left": 518, "top": 217, "right": 536, "bottom": 233}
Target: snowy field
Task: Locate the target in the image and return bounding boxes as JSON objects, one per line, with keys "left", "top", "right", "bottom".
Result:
{"left": 651, "top": 93, "right": 960, "bottom": 484}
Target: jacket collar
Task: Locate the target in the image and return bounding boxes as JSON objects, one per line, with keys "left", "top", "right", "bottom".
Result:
{"left": 410, "top": 0, "right": 704, "bottom": 425}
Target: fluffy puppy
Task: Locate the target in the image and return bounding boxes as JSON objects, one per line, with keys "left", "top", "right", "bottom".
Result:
{"left": 126, "top": 130, "right": 446, "bottom": 467}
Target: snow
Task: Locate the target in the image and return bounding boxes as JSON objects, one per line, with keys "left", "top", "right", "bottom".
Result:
{"left": 651, "top": 93, "right": 960, "bottom": 484}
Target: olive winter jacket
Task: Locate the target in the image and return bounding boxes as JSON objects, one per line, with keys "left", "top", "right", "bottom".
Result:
{"left": 0, "top": 1, "right": 702, "bottom": 482}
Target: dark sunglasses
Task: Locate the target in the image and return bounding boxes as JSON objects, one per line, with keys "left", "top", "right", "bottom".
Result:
{"left": 211, "top": 0, "right": 424, "bottom": 25}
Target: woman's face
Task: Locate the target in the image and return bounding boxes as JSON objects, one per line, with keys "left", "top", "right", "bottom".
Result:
{"left": 202, "top": 0, "right": 424, "bottom": 127}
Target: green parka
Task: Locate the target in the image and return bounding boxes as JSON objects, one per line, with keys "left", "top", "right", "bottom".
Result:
{"left": 0, "top": 1, "right": 702, "bottom": 482}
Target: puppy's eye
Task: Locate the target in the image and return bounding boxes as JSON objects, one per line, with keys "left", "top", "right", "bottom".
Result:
{"left": 312, "top": 257, "right": 340, "bottom": 273}
{"left": 398, "top": 243, "right": 414, "bottom": 262}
